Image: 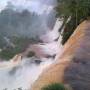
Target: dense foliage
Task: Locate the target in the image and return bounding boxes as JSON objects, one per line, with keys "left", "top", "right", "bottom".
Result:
{"left": 41, "top": 83, "right": 66, "bottom": 90}
{"left": 0, "top": 36, "right": 40, "bottom": 60}
{"left": 56, "top": 0, "right": 90, "bottom": 44}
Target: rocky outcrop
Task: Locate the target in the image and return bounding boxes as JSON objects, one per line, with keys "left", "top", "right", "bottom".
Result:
{"left": 32, "top": 20, "right": 90, "bottom": 90}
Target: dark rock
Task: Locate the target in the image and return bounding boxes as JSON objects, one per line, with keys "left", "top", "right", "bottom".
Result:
{"left": 34, "top": 60, "right": 42, "bottom": 64}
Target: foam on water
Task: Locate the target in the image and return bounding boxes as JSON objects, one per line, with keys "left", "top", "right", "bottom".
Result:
{"left": 0, "top": 18, "right": 63, "bottom": 90}
{"left": 40, "top": 19, "right": 63, "bottom": 43}
{"left": 0, "top": 57, "right": 54, "bottom": 90}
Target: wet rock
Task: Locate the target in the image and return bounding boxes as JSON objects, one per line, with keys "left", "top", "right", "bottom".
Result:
{"left": 54, "top": 37, "right": 59, "bottom": 41}
{"left": 46, "top": 54, "right": 56, "bottom": 59}
{"left": 46, "top": 55, "right": 52, "bottom": 58}
{"left": 34, "top": 60, "right": 42, "bottom": 64}
{"left": 52, "top": 54, "right": 56, "bottom": 58}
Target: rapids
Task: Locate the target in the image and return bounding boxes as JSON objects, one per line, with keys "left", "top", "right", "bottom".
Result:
{"left": 0, "top": 19, "right": 63, "bottom": 90}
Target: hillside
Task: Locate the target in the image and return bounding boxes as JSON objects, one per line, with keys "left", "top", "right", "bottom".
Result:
{"left": 32, "top": 20, "right": 90, "bottom": 90}
{"left": 0, "top": 6, "right": 56, "bottom": 60}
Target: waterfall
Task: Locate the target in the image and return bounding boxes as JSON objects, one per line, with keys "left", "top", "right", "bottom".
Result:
{"left": 0, "top": 18, "right": 63, "bottom": 90}
{"left": 40, "top": 19, "right": 63, "bottom": 43}
{"left": 0, "top": 0, "right": 65, "bottom": 90}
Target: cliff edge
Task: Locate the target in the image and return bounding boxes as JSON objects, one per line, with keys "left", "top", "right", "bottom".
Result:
{"left": 32, "top": 20, "right": 90, "bottom": 90}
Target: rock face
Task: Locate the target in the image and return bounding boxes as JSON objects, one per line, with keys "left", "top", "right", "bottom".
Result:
{"left": 31, "top": 20, "right": 90, "bottom": 90}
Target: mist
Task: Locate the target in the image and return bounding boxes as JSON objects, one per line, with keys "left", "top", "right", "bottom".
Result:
{"left": 0, "top": 0, "right": 57, "bottom": 49}
{"left": 0, "top": 0, "right": 64, "bottom": 90}
{"left": 0, "top": 0, "right": 57, "bottom": 14}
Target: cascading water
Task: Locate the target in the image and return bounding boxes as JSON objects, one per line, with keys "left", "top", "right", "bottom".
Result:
{"left": 0, "top": 19, "right": 63, "bottom": 90}
{"left": 0, "top": 0, "right": 64, "bottom": 90}
{"left": 40, "top": 19, "right": 63, "bottom": 43}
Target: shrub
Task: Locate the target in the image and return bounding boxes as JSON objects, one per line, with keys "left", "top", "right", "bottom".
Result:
{"left": 41, "top": 83, "right": 66, "bottom": 90}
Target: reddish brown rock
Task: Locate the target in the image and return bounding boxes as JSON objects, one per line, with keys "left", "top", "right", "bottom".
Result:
{"left": 31, "top": 20, "right": 90, "bottom": 90}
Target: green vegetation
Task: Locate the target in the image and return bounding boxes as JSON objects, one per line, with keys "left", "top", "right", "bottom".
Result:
{"left": 0, "top": 47, "right": 21, "bottom": 60}
{"left": 0, "top": 37, "right": 29, "bottom": 60}
{"left": 56, "top": 0, "right": 90, "bottom": 44}
{"left": 0, "top": 37, "right": 38, "bottom": 60}
{"left": 0, "top": 2, "right": 56, "bottom": 60}
{"left": 41, "top": 83, "right": 66, "bottom": 90}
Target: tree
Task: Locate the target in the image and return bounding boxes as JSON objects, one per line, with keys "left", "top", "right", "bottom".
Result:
{"left": 56, "top": 0, "right": 90, "bottom": 21}
{"left": 56, "top": 0, "right": 90, "bottom": 44}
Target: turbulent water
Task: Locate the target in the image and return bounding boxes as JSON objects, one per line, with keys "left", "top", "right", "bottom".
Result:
{"left": 0, "top": 19, "right": 63, "bottom": 90}
{"left": 0, "top": 57, "right": 54, "bottom": 90}
{"left": 0, "top": 0, "right": 63, "bottom": 90}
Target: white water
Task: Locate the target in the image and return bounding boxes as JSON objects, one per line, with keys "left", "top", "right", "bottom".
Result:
{"left": 0, "top": 57, "right": 54, "bottom": 90}
{"left": 0, "top": 19, "right": 63, "bottom": 90}
{"left": 0, "top": 17, "right": 62, "bottom": 90}
{"left": 40, "top": 19, "right": 63, "bottom": 43}
{"left": 0, "top": 0, "right": 63, "bottom": 90}
{"left": 0, "top": 18, "right": 62, "bottom": 90}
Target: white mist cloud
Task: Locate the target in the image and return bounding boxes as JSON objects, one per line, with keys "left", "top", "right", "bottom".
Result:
{"left": 0, "top": 0, "right": 9, "bottom": 11}
{"left": 0, "top": 0, "right": 56, "bottom": 14}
